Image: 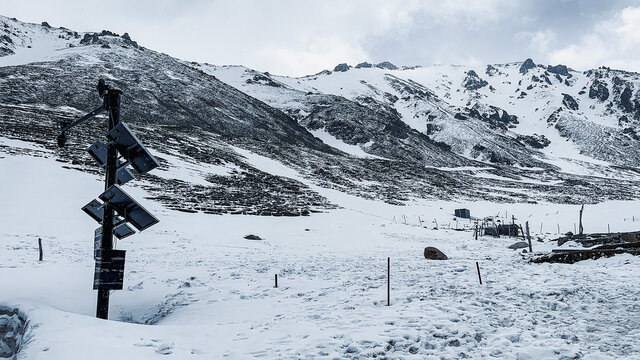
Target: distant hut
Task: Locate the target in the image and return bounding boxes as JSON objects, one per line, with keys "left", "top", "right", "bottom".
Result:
{"left": 454, "top": 208, "right": 470, "bottom": 219}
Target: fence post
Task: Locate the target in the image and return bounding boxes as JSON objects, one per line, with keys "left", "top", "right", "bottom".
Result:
{"left": 476, "top": 262, "right": 482, "bottom": 285}
{"left": 387, "top": 257, "right": 390, "bottom": 306}
{"left": 38, "top": 238, "right": 43, "bottom": 262}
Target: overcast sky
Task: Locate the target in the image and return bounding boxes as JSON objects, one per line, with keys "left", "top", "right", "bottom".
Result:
{"left": 3, "top": 0, "right": 640, "bottom": 76}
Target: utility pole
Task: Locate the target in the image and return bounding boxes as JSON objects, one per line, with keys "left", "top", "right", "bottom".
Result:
{"left": 96, "top": 89, "right": 121, "bottom": 319}
{"left": 57, "top": 79, "right": 159, "bottom": 320}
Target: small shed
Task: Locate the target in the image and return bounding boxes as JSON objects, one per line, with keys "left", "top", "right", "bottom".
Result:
{"left": 454, "top": 208, "right": 470, "bottom": 219}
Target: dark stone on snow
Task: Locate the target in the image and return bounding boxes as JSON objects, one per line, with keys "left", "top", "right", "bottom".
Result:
{"left": 0, "top": 308, "right": 27, "bottom": 359}
{"left": 334, "top": 63, "right": 350, "bottom": 72}
{"left": 376, "top": 61, "right": 398, "bottom": 70}
{"left": 588, "top": 79, "right": 609, "bottom": 101}
{"left": 80, "top": 33, "right": 100, "bottom": 45}
{"left": 486, "top": 64, "right": 498, "bottom": 76}
{"left": 99, "top": 30, "right": 118, "bottom": 37}
{"left": 508, "top": 241, "right": 529, "bottom": 250}
{"left": 355, "top": 62, "right": 373, "bottom": 69}
{"left": 244, "top": 234, "right": 263, "bottom": 240}
{"left": 41, "top": 21, "right": 51, "bottom": 28}
{"left": 620, "top": 87, "right": 634, "bottom": 112}
{"left": 519, "top": 58, "right": 536, "bottom": 74}
{"left": 122, "top": 32, "right": 132, "bottom": 41}
{"left": 463, "top": 70, "right": 488, "bottom": 90}
{"left": 562, "top": 93, "right": 579, "bottom": 110}
{"left": 424, "top": 247, "right": 448, "bottom": 260}
{"left": 548, "top": 64, "right": 569, "bottom": 76}
{"left": 516, "top": 133, "right": 550, "bottom": 149}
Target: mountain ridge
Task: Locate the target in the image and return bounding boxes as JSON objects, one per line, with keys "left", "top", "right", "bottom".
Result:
{"left": 2, "top": 15, "right": 640, "bottom": 212}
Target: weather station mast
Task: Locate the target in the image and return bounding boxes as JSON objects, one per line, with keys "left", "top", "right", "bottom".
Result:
{"left": 57, "top": 79, "right": 160, "bottom": 319}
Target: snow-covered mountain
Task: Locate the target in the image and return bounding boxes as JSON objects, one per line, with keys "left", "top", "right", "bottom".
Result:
{"left": 2, "top": 15, "right": 640, "bottom": 210}
{"left": 203, "top": 60, "right": 640, "bottom": 171}
{"left": 3, "top": 16, "right": 640, "bottom": 360}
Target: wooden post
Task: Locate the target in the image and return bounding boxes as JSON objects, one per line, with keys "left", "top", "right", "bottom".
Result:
{"left": 475, "top": 224, "right": 479, "bottom": 240}
{"left": 608, "top": 224, "right": 610, "bottom": 234}
{"left": 540, "top": 223, "right": 543, "bottom": 234}
{"left": 387, "top": 257, "right": 390, "bottom": 306}
{"left": 557, "top": 223, "right": 560, "bottom": 234}
{"left": 526, "top": 222, "right": 532, "bottom": 253}
{"left": 38, "top": 238, "right": 43, "bottom": 262}
{"left": 275, "top": 274, "right": 278, "bottom": 288}
{"left": 579, "top": 204, "right": 584, "bottom": 235}
{"left": 476, "top": 261, "right": 482, "bottom": 284}
{"left": 574, "top": 223, "right": 576, "bottom": 234}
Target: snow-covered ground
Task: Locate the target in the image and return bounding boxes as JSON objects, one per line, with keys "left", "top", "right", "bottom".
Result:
{"left": 2, "top": 137, "right": 640, "bottom": 359}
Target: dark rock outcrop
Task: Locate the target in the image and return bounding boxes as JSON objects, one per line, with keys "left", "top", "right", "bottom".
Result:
{"left": 424, "top": 247, "right": 448, "bottom": 260}
{"left": 516, "top": 134, "right": 550, "bottom": 149}
{"left": 0, "top": 308, "right": 27, "bottom": 359}
{"left": 334, "top": 63, "right": 350, "bottom": 72}
{"left": 519, "top": 58, "right": 536, "bottom": 74}
{"left": 376, "top": 61, "right": 398, "bottom": 70}
{"left": 588, "top": 80, "right": 609, "bottom": 101}
{"left": 463, "top": 70, "right": 488, "bottom": 91}
{"left": 355, "top": 62, "right": 372, "bottom": 69}
{"left": 562, "top": 93, "right": 579, "bottom": 110}
{"left": 548, "top": 64, "right": 569, "bottom": 76}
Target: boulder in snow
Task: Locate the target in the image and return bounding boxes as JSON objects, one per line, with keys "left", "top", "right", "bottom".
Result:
{"left": 424, "top": 247, "right": 448, "bottom": 260}
{"left": 508, "top": 241, "right": 529, "bottom": 250}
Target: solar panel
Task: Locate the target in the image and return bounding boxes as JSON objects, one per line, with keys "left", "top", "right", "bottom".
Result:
{"left": 93, "top": 249, "right": 126, "bottom": 290}
{"left": 87, "top": 140, "right": 136, "bottom": 185}
{"left": 83, "top": 199, "right": 104, "bottom": 223}
{"left": 99, "top": 184, "right": 159, "bottom": 231}
{"left": 106, "top": 123, "right": 160, "bottom": 175}
{"left": 114, "top": 223, "right": 135, "bottom": 239}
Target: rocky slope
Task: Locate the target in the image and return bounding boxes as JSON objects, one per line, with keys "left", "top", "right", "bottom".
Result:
{"left": 2, "top": 15, "right": 640, "bottom": 213}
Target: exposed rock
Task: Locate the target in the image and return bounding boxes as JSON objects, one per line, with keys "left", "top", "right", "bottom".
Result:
{"left": 588, "top": 80, "right": 609, "bottom": 101}
{"left": 244, "top": 234, "right": 263, "bottom": 240}
{"left": 548, "top": 64, "right": 569, "bottom": 76}
{"left": 99, "top": 30, "right": 118, "bottom": 37}
{"left": 562, "top": 93, "right": 579, "bottom": 110}
{"left": 41, "top": 21, "right": 51, "bottom": 28}
{"left": 355, "top": 62, "right": 373, "bottom": 69}
{"left": 620, "top": 87, "right": 634, "bottom": 113}
{"left": 486, "top": 64, "right": 499, "bottom": 76}
{"left": 246, "top": 73, "right": 282, "bottom": 87}
{"left": 424, "top": 247, "right": 448, "bottom": 260}
{"left": 334, "top": 63, "right": 350, "bottom": 72}
{"left": 519, "top": 58, "right": 536, "bottom": 74}
{"left": 0, "top": 308, "right": 27, "bottom": 359}
{"left": 463, "top": 70, "right": 488, "bottom": 91}
{"left": 508, "top": 241, "right": 529, "bottom": 249}
{"left": 80, "top": 33, "right": 100, "bottom": 45}
{"left": 516, "top": 133, "right": 550, "bottom": 149}
{"left": 376, "top": 61, "right": 398, "bottom": 70}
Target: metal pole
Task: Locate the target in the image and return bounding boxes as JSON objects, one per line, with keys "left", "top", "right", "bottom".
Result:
{"left": 96, "top": 90, "right": 121, "bottom": 320}
{"left": 476, "top": 261, "right": 482, "bottom": 284}
{"left": 387, "top": 257, "right": 390, "bottom": 306}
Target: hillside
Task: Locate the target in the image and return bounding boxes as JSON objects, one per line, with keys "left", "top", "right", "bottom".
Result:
{"left": 2, "top": 15, "right": 640, "bottom": 360}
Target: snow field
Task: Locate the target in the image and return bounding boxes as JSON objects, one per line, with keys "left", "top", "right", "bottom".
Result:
{"left": 1, "top": 139, "right": 640, "bottom": 359}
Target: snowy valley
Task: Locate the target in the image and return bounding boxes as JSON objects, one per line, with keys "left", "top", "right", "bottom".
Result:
{"left": 1, "top": 16, "right": 640, "bottom": 359}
